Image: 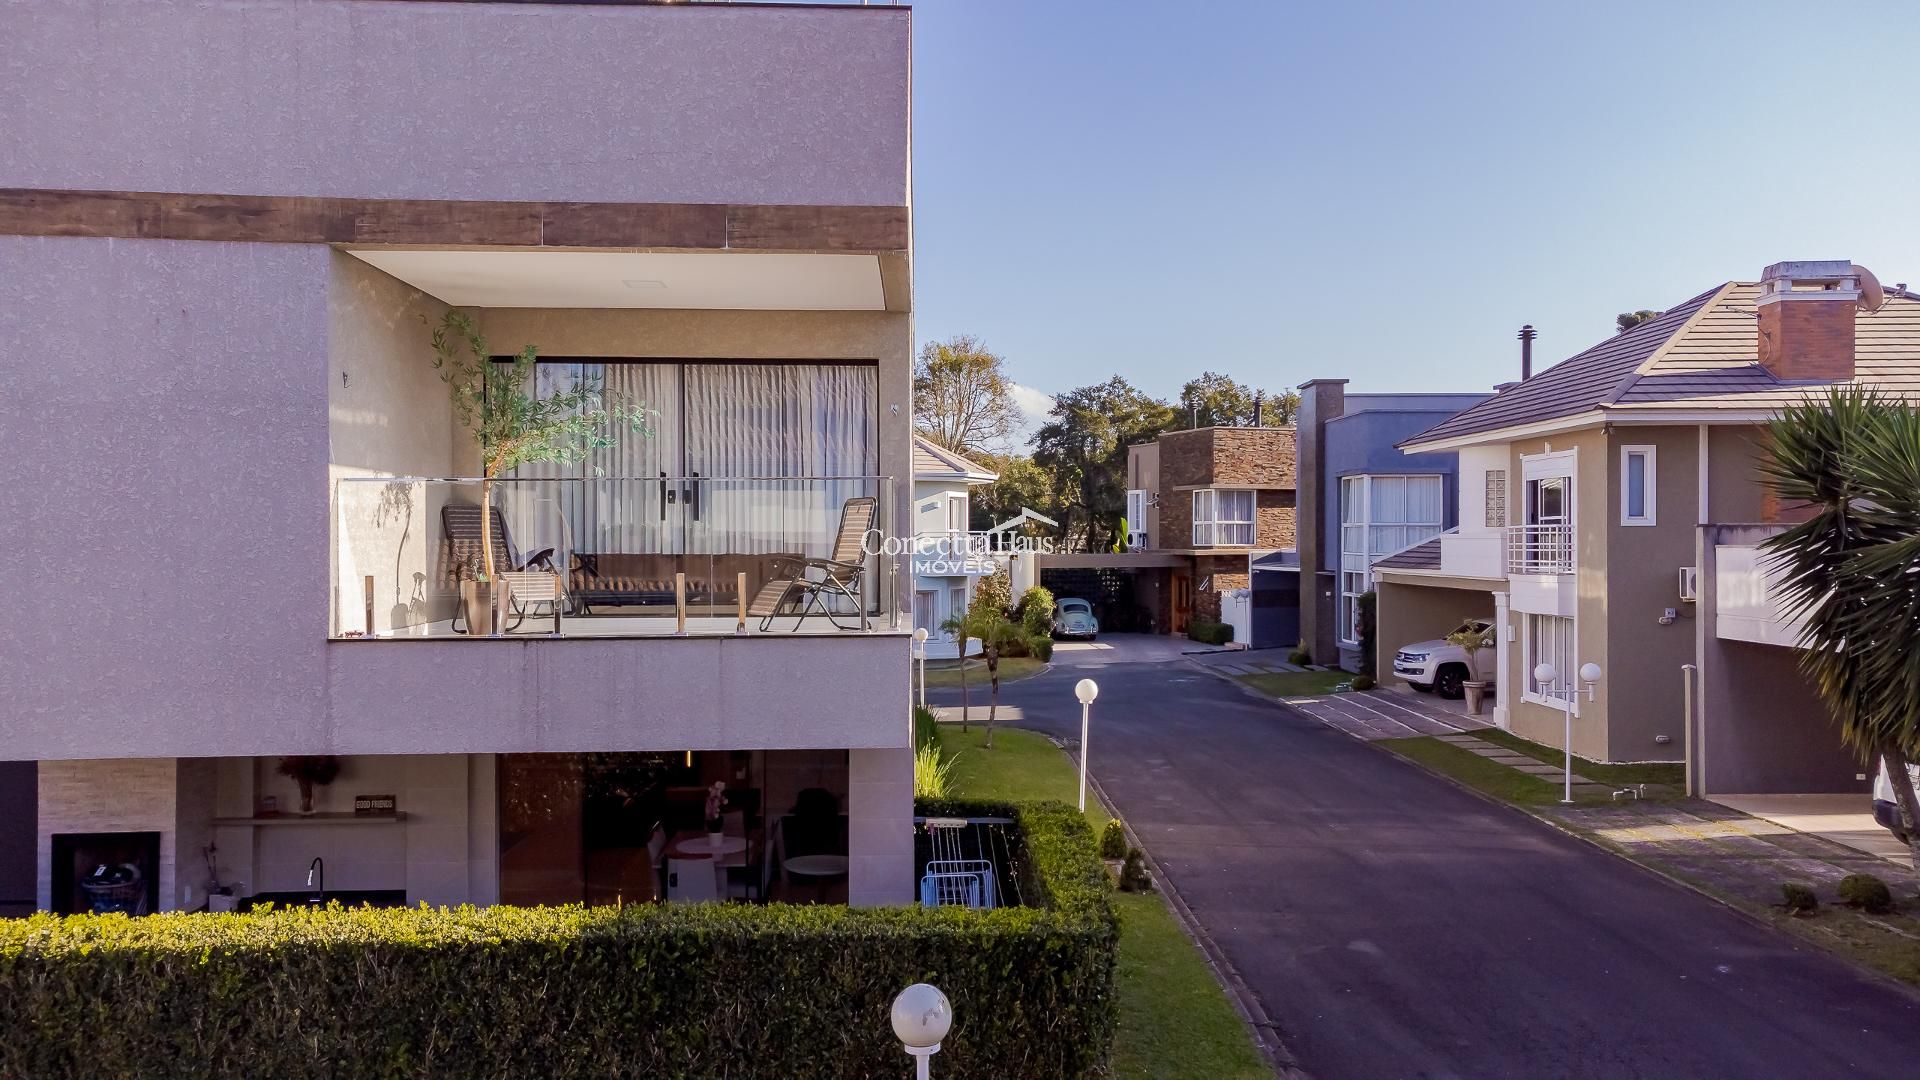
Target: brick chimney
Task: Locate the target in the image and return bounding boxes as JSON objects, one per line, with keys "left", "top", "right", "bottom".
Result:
{"left": 1754, "top": 260, "right": 1858, "bottom": 381}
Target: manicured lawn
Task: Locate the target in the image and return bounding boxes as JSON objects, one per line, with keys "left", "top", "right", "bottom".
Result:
{"left": 934, "top": 725, "right": 1269, "bottom": 1078}
{"left": 1236, "top": 668, "right": 1351, "bottom": 698}
{"left": 1378, "top": 736, "right": 1572, "bottom": 806}
{"left": 922, "top": 655, "right": 1047, "bottom": 690}
{"left": 1469, "top": 726, "right": 1685, "bottom": 787}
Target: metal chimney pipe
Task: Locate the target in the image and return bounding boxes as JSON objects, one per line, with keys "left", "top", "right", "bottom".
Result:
{"left": 1518, "top": 325, "right": 1537, "bottom": 380}
{"left": 1252, "top": 390, "right": 1264, "bottom": 427}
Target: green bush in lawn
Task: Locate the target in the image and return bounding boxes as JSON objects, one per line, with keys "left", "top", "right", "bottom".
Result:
{"left": 1782, "top": 882, "right": 1819, "bottom": 913}
{"left": 1015, "top": 585, "right": 1055, "bottom": 637}
{"left": 1099, "top": 819, "right": 1128, "bottom": 859}
{"left": 1028, "top": 633, "right": 1054, "bottom": 662}
{"left": 1287, "top": 647, "right": 1311, "bottom": 666}
{"left": 1119, "top": 848, "right": 1153, "bottom": 893}
{"left": 0, "top": 799, "right": 1117, "bottom": 1080}
{"left": 1350, "top": 674, "right": 1376, "bottom": 691}
{"left": 1356, "top": 591, "right": 1378, "bottom": 677}
{"left": 1838, "top": 872, "right": 1894, "bottom": 913}
{"left": 1187, "top": 619, "right": 1234, "bottom": 646}
{"left": 913, "top": 704, "right": 939, "bottom": 749}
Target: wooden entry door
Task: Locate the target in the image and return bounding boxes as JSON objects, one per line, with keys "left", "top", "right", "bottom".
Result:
{"left": 1171, "top": 570, "right": 1192, "bottom": 635}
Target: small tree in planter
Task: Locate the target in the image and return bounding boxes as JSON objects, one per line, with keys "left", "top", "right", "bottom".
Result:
{"left": 1445, "top": 621, "right": 1497, "bottom": 711}
{"left": 429, "top": 311, "right": 649, "bottom": 628}
{"left": 275, "top": 756, "right": 341, "bottom": 815}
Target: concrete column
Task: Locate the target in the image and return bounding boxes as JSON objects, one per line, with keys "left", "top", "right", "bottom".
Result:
{"left": 1492, "top": 590, "right": 1511, "bottom": 730}
{"left": 1295, "top": 379, "right": 1347, "bottom": 663}
{"left": 847, "top": 747, "right": 913, "bottom": 906}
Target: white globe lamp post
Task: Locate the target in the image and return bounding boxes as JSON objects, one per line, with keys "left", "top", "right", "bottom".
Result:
{"left": 891, "top": 982, "right": 952, "bottom": 1080}
{"left": 1532, "top": 661, "right": 1603, "bottom": 803}
{"left": 912, "top": 626, "right": 930, "bottom": 711}
{"left": 1074, "top": 678, "right": 1099, "bottom": 813}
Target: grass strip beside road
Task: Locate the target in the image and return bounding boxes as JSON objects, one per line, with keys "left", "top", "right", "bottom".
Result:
{"left": 922, "top": 656, "right": 1047, "bottom": 690}
{"left": 934, "top": 726, "right": 1269, "bottom": 1079}
{"left": 1235, "top": 668, "right": 1351, "bottom": 698}
{"left": 1469, "top": 726, "right": 1685, "bottom": 787}
{"left": 1378, "top": 736, "right": 1572, "bottom": 806}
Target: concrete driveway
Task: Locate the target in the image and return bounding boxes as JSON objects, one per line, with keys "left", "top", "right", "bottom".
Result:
{"left": 1048, "top": 631, "right": 1227, "bottom": 667}
{"left": 932, "top": 657, "right": 1920, "bottom": 1077}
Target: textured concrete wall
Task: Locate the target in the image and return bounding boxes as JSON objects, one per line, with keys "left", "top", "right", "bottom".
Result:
{"left": 1602, "top": 426, "right": 1699, "bottom": 763}
{"left": 0, "top": 0, "right": 910, "bottom": 206}
{"left": 0, "top": 236, "right": 334, "bottom": 761}
{"left": 848, "top": 747, "right": 913, "bottom": 906}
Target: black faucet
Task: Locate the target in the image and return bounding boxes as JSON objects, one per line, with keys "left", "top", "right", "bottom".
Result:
{"left": 306, "top": 857, "right": 325, "bottom": 904}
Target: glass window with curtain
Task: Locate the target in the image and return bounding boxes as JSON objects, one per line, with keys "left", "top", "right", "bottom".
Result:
{"left": 1338, "top": 474, "right": 1445, "bottom": 644}
{"left": 1192, "top": 489, "right": 1254, "bottom": 547}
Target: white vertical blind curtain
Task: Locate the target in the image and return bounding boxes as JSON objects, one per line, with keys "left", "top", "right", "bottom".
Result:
{"left": 503, "top": 362, "right": 876, "bottom": 562}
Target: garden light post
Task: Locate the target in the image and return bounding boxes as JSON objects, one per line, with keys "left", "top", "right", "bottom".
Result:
{"left": 1075, "top": 678, "right": 1099, "bottom": 813}
{"left": 912, "top": 627, "right": 929, "bottom": 711}
{"left": 1531, "top": 661, "right": 1602, "bottom": 804}
{"left": 891, "top": 982, "right": 952, "bottom": 1080}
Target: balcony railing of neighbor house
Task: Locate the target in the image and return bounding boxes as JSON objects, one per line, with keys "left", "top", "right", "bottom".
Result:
{"left": 1438, "top": 529, "right": 1505, "bottom": 578}
{"left": 334, "top": 475, "right": 899, "bottom": 639}
{"left": 1505, "top": 523, "right": 1575, "bottom": 574}
{"left": 1714, "top": 539, "right": 1807, "bottom": 648}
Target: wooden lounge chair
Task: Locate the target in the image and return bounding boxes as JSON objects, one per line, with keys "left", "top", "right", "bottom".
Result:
{"left": 745, "top": 496, "right": 877, "bottom": 632}
{"left": 441, "top": 503, "right": 559, "bottom": 633}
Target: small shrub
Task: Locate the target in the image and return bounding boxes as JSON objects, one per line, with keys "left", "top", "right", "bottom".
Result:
{"left": 1287, "top": 648, "right": 1311, "bottom": 666}
{"left": 913, "top": 704, "right": 939, "bottom": 749}
{"left": 1028, "top": 634, "right": 1054, "bottom": 662}
{"left": 1015, "top": 585, "right": 1055, "bottom": 637}
{"left": 1356, "top": 591, "right": 1378, "bottom": 677}
{"left": 1782, "top": 883, "right": 1819, "bottom": 913}
{"left": 1839, "top": 872, "right": 1894, "bottom": 913}
{"left": 1350, "top": 674, "right": 1376, "bottom": 691}
{"left": 1188, "top": 619, "right": 1234, "bottom": 646}
{"left": 973, "top": 566, "right": 1013, "bottom": 621}
{"left": 1099, "top": 819, "right": 1128, "bottom": 859}
{"left": 1119, "top": 847, "right": 1153, "bottom": 893}
{"left": 914, "top": 743, "right": 955, "bottom": 798}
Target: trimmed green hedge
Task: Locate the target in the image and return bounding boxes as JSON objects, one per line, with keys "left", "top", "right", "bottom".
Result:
{"left": 1188, "top": 618, "right": 1234, "bottom": 645}
{"left": 0, "top": 799, "right": 1116, "bottom": 1080}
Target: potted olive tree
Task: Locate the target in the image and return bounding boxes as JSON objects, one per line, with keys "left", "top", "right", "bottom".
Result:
{"left": 428, "top": 311, "right": 649, "bottom": 634}
{"left": 275, "top": 755, "right": 341, "bottom": 815}
{"left": 1446, "top": 622, "right": 1497, "bottom": 715}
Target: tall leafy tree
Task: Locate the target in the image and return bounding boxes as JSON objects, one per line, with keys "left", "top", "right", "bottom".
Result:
{"left": 969, "top": 452, "right": 1051, "bottom": 530}
{"left": 1032, "top": 377, "right": 1176, "bottom": 552}
{"left": 1761, "top": 387, "right": 1920, "bottom": 864}
{"left": 1616, "top": 310, "right": 1665, "bottom": 333}
{"left": 913, "top": 334, "right": 1022, "bottom": 454}
{"left": 1177, "top": 370, "right": 1297, "bottom": 427}
{"left": 430, "top": 311, "right": 649, "bottom": 579}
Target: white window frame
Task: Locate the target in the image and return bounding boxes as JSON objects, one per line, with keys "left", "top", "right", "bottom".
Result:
{"left": 1336, "top": 473, "right": 1446, "bottom": 645}
{"left": 945, "top": 492, "right": 969, "bottom": 534}
{"left": 1620, "top": 444, "right": 1656, "bottom": 526}
{"left": 1520, "top": 612, "right": 1578, "bottom": 713}
{"left": 1192, "top": 488, "right": 1255, "bottom": 548}
{"left": 1126, "top": 489, "right": 1149, "bottom": 549}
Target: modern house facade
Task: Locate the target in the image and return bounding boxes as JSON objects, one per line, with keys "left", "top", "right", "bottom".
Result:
{"left": 1294, "top": 383, "right": 1487, "bottom": 670}
{"left": 1375, "top": 262, "right": 1920, "bottom": 791}
{"left": 0, "top": 0, "right": 916, "bottom": 912}
{"left": 910, "top": 437, "right": 999, "bottom": 659}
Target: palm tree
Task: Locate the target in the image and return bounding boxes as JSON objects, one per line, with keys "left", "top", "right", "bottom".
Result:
{"left": 1762, "top": 387, "right": 1920, "bottom": 866}
{"left": 977, "top": 616, "right": 1029, "bottom": 750}
{"left": 938, "top": 607, "right": 980, "bottom": 733}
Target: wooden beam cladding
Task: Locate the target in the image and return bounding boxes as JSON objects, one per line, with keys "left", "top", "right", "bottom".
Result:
{"left": 0, "top": 188, "right": 908, "bottom": 253}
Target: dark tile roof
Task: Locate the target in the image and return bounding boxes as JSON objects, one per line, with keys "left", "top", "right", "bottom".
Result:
{"left": 1373, "top": 535, "right": 1443, "bottom": 570}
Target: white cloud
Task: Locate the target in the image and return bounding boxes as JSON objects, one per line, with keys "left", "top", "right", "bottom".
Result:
{"left": 1007, "top": 382, "right": 1055, "bottom": 450}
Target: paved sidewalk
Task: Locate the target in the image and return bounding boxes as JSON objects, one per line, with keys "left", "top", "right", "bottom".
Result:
{"left": 1540, "top": 797, "right": 1920, "bottom": 907}
{"left": 1431, "top": 731, "right": 1616, "bottom": 797}
{"left": 1263, "top": 686, "right": 1494, "bottom": 740}
{"left": 1187, "top": 650, "right": 1328, "bottom": 677}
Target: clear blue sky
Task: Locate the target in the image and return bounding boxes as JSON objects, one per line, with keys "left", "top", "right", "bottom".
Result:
{"left": 909, "top": 0, "right": 1920, "bottom": 415}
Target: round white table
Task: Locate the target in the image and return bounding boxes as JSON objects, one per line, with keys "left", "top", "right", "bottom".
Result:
{"left": 667, "top": 834, "right": 748, "bottom": 860}
{"left": 783, "top": 854, "right": 849, "bottom": 878}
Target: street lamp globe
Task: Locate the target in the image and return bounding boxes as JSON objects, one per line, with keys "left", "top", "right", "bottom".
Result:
{"left": 1532, "top": 662, "right": 1557, "bottom": 686}
{"left": 1075, "top": 678, "right": 1099, "bottom": 705}
{"left": 1578, "top": 662, "right": 1603, "bottom": 685}
{"left": 891, "top": 983, "right": 952, "bottom": 1049}
{"left": 913, "top": 627, "right": 929, "bottom": 644}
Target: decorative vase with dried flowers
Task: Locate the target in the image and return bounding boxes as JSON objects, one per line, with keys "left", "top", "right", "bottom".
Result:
{"left": 705, "top": 781, "right": 727, "bottom": 848}
{"left": 276, "top": 756, "right": 342, "bottom": 815}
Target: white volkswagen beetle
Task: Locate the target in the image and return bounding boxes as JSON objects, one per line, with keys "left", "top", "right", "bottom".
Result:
{"left": 1051, "top": 598, "right": 1099, "bottom": 641}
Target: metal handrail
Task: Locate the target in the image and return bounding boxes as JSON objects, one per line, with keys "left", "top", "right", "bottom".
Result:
{"left": 1506, "top": 523, "right": 1575, "bottom": 573}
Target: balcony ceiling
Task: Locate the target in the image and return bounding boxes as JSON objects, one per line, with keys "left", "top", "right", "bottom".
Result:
{"left": 341, "top": 249, "right": 886, "bottom": 311}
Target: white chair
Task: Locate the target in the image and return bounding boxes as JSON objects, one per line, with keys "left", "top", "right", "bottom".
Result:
{"left": 666, "top": 857, "right": 719, "bottom": 902}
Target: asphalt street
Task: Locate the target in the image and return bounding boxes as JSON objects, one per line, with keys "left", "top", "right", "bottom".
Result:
{"left": 932, "top": 637, "right": 1920, "bottom": 1079}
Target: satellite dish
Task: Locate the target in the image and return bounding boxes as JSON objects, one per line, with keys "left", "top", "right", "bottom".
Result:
{"left": 1854, "top": 263, "right": 1886, "bottom": 312}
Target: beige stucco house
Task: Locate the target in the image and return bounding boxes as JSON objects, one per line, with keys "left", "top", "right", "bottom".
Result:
{"left": 0, "top": 0, "right": 916, "bottom": 915}
{"left": 1375, "top": 261, "right": 1920, "bottom": 794}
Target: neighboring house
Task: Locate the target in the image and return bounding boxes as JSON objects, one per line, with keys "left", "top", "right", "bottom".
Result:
{"left": 1037, "top": 426, "right": 1297, "bottom": 639}
{"left": 911, "top": 437, "right": 999, "bottom": 659}
{"left": 0, "top": 1, "right": 916, "bottom": 912}
{"left": 1375, "top": 261, "right": 1920, "bottom": 794}
{"left": 1294, "top": 383, "right": 1488, "bottom": 669}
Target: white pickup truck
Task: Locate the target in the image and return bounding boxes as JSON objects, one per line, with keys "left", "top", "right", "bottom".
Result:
{"left": 1391, "top": 619, "right": 1496, "bottom": 700}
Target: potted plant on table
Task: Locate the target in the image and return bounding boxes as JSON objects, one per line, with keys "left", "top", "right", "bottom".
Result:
{"left": 276, "top": 755, "right": 341, "bottom": 815}
{"left": 1446, "top": 622, "right": 1497, "bottom": 715}
{"left": 428, "top": 311, "right": 650, "bottom": 635}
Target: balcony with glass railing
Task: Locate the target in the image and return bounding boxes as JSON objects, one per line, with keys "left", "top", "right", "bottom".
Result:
{"left": 334, "top": 475, "right": 900, "bottom": 639}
